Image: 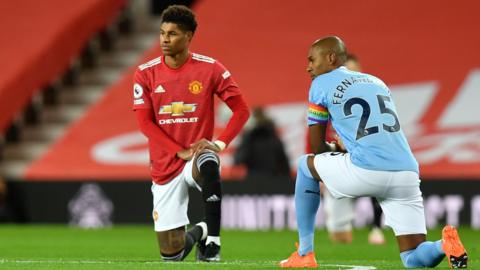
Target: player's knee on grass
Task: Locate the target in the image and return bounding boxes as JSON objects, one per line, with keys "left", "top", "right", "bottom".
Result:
{"left": 158, "top": 229, "right": 186, "bottom": 261}
{"left": 324, "top": 191, "right": 354, "bottom": 237}
{"left": 329, "top": 231, "right": 353, "bottom": 244}
{"left": 160, "top": 225, "right": 205, "bottom": 261}
{"left": 161, "top": 249, "right": 185, "bottom": 261}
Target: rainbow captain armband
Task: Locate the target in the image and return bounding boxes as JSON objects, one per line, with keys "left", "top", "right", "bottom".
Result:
{"left": 307, "top": 103, "right": 329, "bottom": 125}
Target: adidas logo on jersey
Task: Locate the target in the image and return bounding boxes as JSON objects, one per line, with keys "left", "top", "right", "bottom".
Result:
{"left": 155, "top": 85, "right": 165, "bottom": 93}
{"left": 206, "top": 194, "right": 221, "bottom": 202}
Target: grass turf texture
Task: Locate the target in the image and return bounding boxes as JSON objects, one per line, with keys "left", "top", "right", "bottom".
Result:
{"left": 0, "top": 225, "right": 477, "bottom": 269}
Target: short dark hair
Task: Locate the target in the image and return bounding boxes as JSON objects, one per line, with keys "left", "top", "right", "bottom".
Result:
{"left": 160, "top": 5, "right": 197, "bottom": 34}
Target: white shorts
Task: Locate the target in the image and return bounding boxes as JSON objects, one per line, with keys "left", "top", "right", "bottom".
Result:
{"left": 151, "top": 159, "right": 201, "bottom": 232}
{"left": 323, "top": 187, "right": 355, "bottom": 232}
{"left": 313, "top": 152, "right": 426, "bottom": 236}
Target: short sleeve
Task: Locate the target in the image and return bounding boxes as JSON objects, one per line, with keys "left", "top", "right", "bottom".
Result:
{"left": 307, "top": 78, "right": 329, "bottom": 126}
{"left": 132, "top": 68, "right": 153, "bottom": 110}
{"left": 212, "top": 61, "right": 241, "bottom": 101}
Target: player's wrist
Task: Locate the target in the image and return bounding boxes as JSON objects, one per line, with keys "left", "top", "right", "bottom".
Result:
{"left": 214, "top": 140, "right": 226, "bottom": 151}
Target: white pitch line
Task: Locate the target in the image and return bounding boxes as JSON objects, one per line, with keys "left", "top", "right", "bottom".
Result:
{"left": 0, "top": 259, "right": 376, "bottom": 269}
{"left": 3, "top": 259, "right": 272, "bottom": 265}
{"left": 324, "top": 264, "right": 377, "bottom": 270}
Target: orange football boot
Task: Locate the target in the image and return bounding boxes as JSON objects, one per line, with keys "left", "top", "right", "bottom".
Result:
{"left": 279, "top": 243, "right": 318, "bottom": 268}
{"left": 442, "top": 225, "right": 468, "bottom": 269}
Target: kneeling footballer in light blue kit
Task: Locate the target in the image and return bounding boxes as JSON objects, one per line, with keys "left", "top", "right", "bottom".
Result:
{"left": 279, "top": 36, "right": 468, "bottom": 269}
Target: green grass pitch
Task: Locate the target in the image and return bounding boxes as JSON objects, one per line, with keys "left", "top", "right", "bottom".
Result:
{"left": 0, "top": 225, "right": 477, "bottom": 269}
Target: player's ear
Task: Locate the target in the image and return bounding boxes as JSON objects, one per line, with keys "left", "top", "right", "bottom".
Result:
{"left": 327, "top": 52, "right": 336, "bottom": 65}
{"left": 185, "top": 31, "right": 194, "bottom": 41}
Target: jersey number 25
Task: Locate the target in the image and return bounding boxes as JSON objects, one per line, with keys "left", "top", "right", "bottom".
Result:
{"left": 343, "top": 94, "right": 400, "bottom": 140}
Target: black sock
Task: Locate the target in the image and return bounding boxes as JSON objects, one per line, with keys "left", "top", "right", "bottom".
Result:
{"left": 181, "top": 225, "right": 204, "bottom": 260}
{"left": 200, "top": 160, "right": 221, "bottom": 237}
{"left": 372, "top": 197, "right": 382, "bottom": 228}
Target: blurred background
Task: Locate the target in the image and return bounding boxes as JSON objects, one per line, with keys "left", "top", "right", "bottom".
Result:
{"left": 0, "top": 0, "right": 479, "bottom": 231}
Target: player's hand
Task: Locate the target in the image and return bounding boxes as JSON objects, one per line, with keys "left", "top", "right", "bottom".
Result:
{"left": 176, "top": 148, "right": 194, "bottom": 160}
{"left": 190, "top": 138, "right": 221, "bottom": 154}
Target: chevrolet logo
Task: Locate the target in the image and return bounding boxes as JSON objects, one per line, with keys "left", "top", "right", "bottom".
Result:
{"left": 159, "top": 102, "right": 197, "bottom": 116}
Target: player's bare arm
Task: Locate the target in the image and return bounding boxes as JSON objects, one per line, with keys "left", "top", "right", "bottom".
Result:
{"left": 309, "top": 123, "right": 337, "bottom": 153}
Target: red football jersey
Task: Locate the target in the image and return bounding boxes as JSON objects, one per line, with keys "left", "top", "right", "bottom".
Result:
{"left": 133, "top": 52, "right": 241, "bottom": 184}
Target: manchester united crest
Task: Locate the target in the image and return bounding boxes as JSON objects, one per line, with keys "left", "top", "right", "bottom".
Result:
{"left": 188, "top": 80, "right": 203, "bottom": 94}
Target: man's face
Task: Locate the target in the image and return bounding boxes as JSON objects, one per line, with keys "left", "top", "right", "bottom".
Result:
{"left": 160, "top": 22, "right": 192, "bottom": 56}
{"left": 306, "top": 47, "right": 330, "bottom": 80}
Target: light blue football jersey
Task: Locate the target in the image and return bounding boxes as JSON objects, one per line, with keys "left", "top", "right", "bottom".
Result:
{"left": 308, "top": 66, "right": 419, "bottom": 173}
